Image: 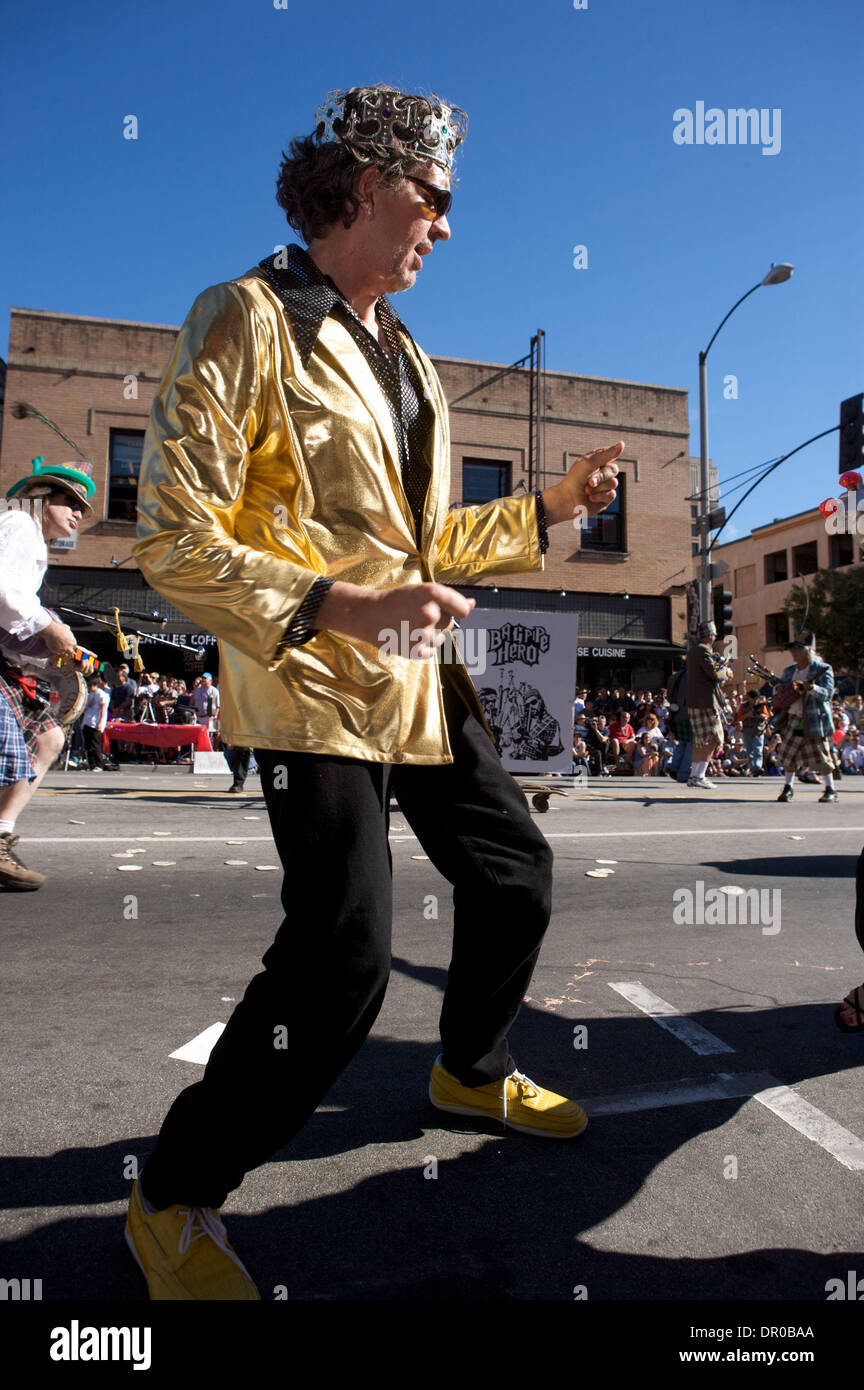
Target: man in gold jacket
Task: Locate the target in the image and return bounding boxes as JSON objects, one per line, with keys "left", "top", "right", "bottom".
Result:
{"left": 126, "top": 85, "right": 622, "bottom": 1299}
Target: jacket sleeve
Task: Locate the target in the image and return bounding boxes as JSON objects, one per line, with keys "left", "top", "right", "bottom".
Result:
{"left": 432, "top": 492, "right": 545, "bottom": 585}
{"left": 134, "top": 281, "right": 319, "bottom": 670}
{"left": 808, "top": 664, "right": 834, "bottom": 702}
{"left": 0, "top": 512, "right": 53, "bottom": 638}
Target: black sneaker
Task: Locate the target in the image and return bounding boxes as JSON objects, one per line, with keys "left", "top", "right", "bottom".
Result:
{"left": 819, "top": 789, "right": 839, "bottom": 803}
{"left": 777, "top": 785, "right": 794, "bottom": 802}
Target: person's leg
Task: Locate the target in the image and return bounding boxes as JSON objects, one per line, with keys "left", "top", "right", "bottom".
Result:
{"left": 391, "top": 675, "right": 554, "bottom": 1088}
{"left": 139, "top": 746, "right": 394, "bottom": 1210}
{"left": 229, "top": 747, "right": 251, "bottom": 790}
{"left": 0, "top": 722, "right": 65, "bottom": 824}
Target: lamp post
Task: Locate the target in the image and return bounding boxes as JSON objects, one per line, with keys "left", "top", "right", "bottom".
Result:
{"left": 697, "top": 263, "right": 794, "bottom": 621}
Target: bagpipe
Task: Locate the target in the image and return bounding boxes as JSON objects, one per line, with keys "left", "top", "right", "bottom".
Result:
{"left": 704, "top": 649, "right": 735, "bottom": 723}
{"left": 746, "top": 654, "right": 814, "bottom": 711}
{"left": 746, "top": 654, "right": 821, "bottom": 717}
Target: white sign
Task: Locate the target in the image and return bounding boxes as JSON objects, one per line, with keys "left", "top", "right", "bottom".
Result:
{"left": 457, "top": 609, "right": 579, "bottom": 774}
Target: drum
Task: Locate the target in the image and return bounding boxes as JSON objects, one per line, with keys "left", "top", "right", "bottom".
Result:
{"left": 45, "top": 663, "right": 88, "bottom": 725}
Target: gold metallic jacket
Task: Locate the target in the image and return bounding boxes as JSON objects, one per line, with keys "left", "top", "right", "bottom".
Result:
{"left": 135, "top": 268, "right": 545, "bottom": 763}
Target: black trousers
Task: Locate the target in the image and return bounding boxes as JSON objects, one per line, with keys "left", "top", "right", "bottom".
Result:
{"left": 82, "top": 725, "right": 105, "bottom": 769}
{"left": 141, "top": 675, "right": 554, "bottom": 1209}
{"left": 228, "top": 746, "right": 252, "bottom": 787}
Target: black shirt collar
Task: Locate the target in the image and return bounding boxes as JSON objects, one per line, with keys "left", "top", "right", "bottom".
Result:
{"left": 254, "top": 243, "right": 414, "bottom": 370}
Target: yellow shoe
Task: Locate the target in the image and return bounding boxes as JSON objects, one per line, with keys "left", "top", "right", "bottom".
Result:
{"left": 125, "top": 1178, "right": 260, "bottom": 1300}
{"left": 429, "top": 1057, "right": 588, "bottom": 1139}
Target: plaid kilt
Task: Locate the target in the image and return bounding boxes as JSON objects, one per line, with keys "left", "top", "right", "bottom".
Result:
{"left": 689, "top": 706, "right": 724, "bottom": 748}
{"left": 672, "top": 714, "right": 693, "bottom": 743}
{"left": 777, "top": 724, "right": 835, "bottom": 774}
{"left": 0, "top": 661, "right": 60, "bottom": 786}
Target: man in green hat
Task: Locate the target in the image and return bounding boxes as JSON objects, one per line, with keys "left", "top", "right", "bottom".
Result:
{"left": 0, "top": 458, "right": 96, "bottom": 889}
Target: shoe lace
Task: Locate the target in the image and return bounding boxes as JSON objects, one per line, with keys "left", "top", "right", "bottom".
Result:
{"left": 502, "top": 1069, "right": 539, "bottom": 1123}
{"left": 0, "top": 835, "right": 24, "bottom": 866}
{"left": 177, "top": 1206, "right": 229, "bottom": 1257}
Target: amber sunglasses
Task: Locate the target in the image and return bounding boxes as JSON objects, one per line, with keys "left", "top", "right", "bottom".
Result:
{"left": 405, "top": 174, "right": 452, "bottom": 221}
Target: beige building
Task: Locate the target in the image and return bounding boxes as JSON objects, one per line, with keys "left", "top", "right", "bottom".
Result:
{"left": 713, "top": 504, "right": 862, "bottom": 685}
{"left": 1, "top": 305, "right": 698, "bottom": 687}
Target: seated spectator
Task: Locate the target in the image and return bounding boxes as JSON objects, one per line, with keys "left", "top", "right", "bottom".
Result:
{"left": 611, "top": 686, "right": 635, "bottom": 715}
{"left": 841, "top": 729, "right": 864, "bottom": 774}
{"left": 155, "top": 676, "right": 176, "bottom": 723}
{"left": 109, "top": 663, "right": 138, "bottom": 720}
{"left": 609, "top": 709, "right": 637, "bottom": 767}
{"left": 572, "top": 735, "right": 591, "bottom": 776}
{"left": 593, "top": 686, "right": 615, "bottom": 715}
{"left": 583, "top": 712, "right": 614, "bottom": 776}
{"left": 172, "top": 680, "right": 196, "bottom": 723}
{"left": 844, "top": 695, "right": 863, "bottom": 729}
{"left": 632, "top": 730, "right": 659, "bottom": 776}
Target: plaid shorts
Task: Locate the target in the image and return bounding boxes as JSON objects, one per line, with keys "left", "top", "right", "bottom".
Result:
{"left": 777, "top": 725, "right": 835, "bottom": 774}
{"left": 689, "top": 706, "right": 724, "bottom": 748}
{"left": 0, "top": 661, "right": 61, "bottom": 786}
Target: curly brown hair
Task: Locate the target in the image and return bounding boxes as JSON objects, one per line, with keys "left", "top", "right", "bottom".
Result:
{"left": 275, "top": 135, "right": 418, "bottom": 244}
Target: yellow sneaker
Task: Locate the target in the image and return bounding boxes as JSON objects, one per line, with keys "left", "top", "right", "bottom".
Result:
{"left": 429, "top": 1057, "right": 588, "bottom": 1139}
{"left": 125, "top": 1178, "right": 260, "bottom": 1300}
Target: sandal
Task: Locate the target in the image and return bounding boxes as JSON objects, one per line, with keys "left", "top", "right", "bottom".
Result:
{"left": 835, "top": 984, "right": 864, "bottom": 1033}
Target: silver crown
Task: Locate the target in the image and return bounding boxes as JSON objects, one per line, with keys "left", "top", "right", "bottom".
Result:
{"left": 315, "top": 86, "right": 467, "bottom": 170}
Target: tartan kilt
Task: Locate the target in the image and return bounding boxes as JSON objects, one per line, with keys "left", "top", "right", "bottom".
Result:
{"left": 689, "top": 706, "right": 724, "bottom": 748}
{"left": 777, "top": 725, "right": 835, "bottom": 774}
{"left": 672, "top": 714, "right": 693, "bottom": 743}
{"left": 0, "top": 662, "right": 61, "bottom": 786}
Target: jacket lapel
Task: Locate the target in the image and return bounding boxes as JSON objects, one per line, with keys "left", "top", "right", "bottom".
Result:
{"left": 316, "top": 317, "right": 415, "bottom": 538}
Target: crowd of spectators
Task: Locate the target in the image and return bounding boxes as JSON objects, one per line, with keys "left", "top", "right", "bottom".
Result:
{"left": 572, "top": 682, "right": 864, "bottom": 780}
{"left": 66, "top": 665, "right": 224, "bottom": 769}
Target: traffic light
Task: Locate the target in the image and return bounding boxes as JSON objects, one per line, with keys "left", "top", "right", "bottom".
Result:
{"left": 713, "top": 586, "right": 733, "bottom": 638}
{"left": 839, "top": 394, "right": 864, "bottom": 476}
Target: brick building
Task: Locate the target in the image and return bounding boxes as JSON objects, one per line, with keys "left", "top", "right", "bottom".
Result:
{"left": 0, "top": 306, "right": 697, "bottom": 688}
{"left": 713, "top": 504, "right": 862, "bottom": 686}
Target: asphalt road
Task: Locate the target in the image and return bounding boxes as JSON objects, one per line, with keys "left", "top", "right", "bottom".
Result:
{"left": 2, "top": 764, "right": 863, "bottom": 1321}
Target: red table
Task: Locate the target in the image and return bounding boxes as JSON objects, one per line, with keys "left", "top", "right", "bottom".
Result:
{"left": 104, "top": 721, "right": 214, "bottom": 754}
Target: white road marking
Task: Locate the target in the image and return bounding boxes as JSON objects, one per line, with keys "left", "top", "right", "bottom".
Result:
{"left": 22, "top": 825, "right": 864, "bottom": 845}
{"left": 723, "top": 1076, "right": 864, "bottom": 1172}
{"left": 608, "top": 981, "right": 735, "bottom": 1054}
{"left": 584, "top": 1071, "right": 775, "bottom": 1115}
{"left": 609, "top": 981, "right": 864, "bottom": 1170}
{"left": 169, "top": 1022, "right": 225, "bottom": 1064}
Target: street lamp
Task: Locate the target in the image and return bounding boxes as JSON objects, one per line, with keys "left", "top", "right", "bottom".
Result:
{"left": 697, "top": 263, "right": 794, "bottom": 620}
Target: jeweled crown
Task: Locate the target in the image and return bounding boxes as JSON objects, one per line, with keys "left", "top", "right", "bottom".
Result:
{"left": 315, "top": 86, "right": 467, "bottom": 171}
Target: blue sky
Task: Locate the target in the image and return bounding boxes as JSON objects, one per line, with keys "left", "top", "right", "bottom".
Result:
{"left": 2, "top": 0, "right": 861, "bottom": 540}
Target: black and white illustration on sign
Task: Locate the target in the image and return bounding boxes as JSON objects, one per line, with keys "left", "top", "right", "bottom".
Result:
{"left": 456, "top": 609, "right": 579, "bottom": 775}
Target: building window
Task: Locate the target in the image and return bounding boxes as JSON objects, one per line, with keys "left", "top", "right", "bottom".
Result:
{"left": 829, "top": 532, "right": 854, "bottom": 568}
{"left": 582, "top": 475, "right": 625, "bottom": 551}
{"left": 791, "top": 540, "right": 819, "bottom": 577}
{"left": 108, "top": 428, "right": 145, "bottom": 522}
{"left": 765, "top": 611, "right": 790, "bottom": 648}
{"left": 764, "top": 549, "right": 788, "bottom": 584}
{"left": 461, "top": 458, "right": 511, "bottom": 504}
{"left": 734, "top": 564, "right": 756, "bottom": 597}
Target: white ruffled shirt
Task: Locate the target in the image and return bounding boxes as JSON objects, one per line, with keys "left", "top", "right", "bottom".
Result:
{"left": 0, "top": 509, "right": 52, "bottom": 661}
